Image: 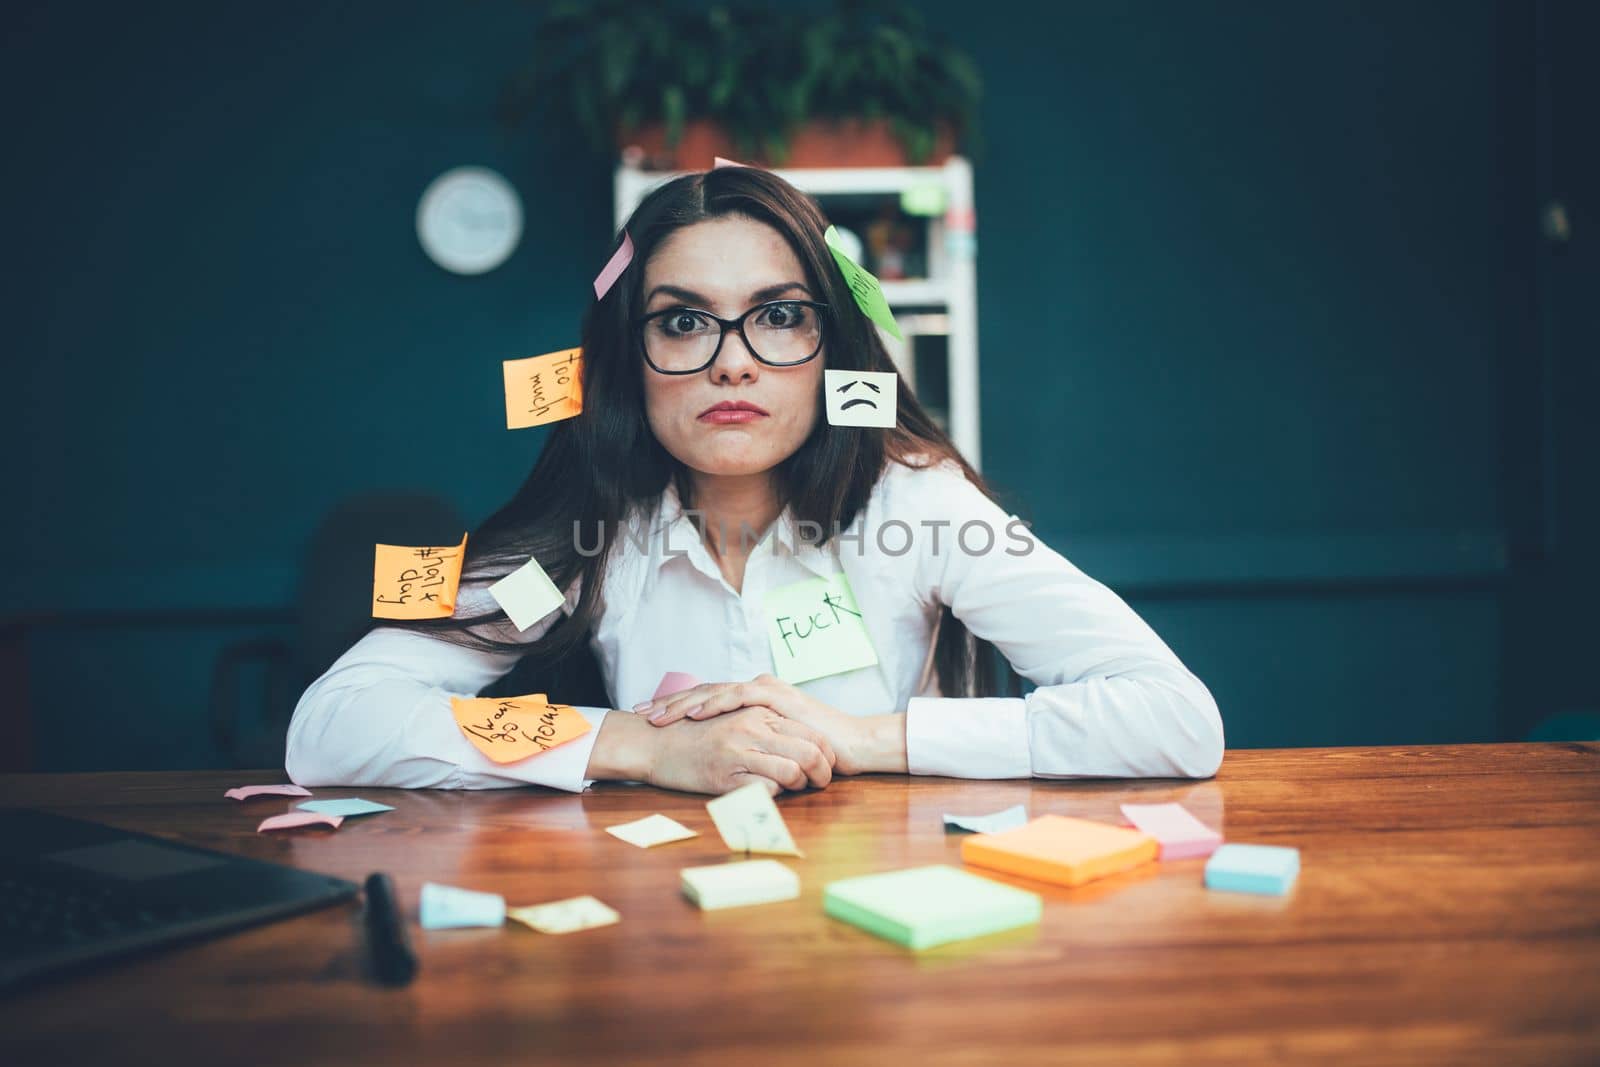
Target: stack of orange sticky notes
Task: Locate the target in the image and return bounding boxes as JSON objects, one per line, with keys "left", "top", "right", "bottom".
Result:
{"left": 960, "top": 814, "right": 1158, "bottom": 887}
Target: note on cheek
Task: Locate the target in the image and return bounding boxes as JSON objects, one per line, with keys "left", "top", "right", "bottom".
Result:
{"left": 706, "top": 781, "right": 804, "bottom": 857}
{"left": 372, "top": 535, "right": 467, "bottom": 619}
{"left": 824, "top": 224, "right": 902, "bottom": 340}
{"left": 504, "top": 347, "right": 583, "bottom": 429}
{"left": 763, "top": 571, "right": 878, "bottom": 684}
{"left": 450, "top": 694, "right": 591, "bottom": 764}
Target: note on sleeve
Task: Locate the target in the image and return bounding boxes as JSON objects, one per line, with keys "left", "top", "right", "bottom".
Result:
{"left": 450, "top": 694, "right": 591, "bottom": 764}
{"left": 943, "top": 804, "right": 1029, "bottom": 835}
{"left": 706, "top": 781, "right": 803, "bottom": 857}
{"left": 226, "top": 784, "right": 312, "bottom": 801}
{"left": 824, "top": 224, "right": 902, "bottom": 340}
{"left": 297, "top": 798, "right": 395, "bottom": 818}
{"left": 605, "top": 814, "right": 698, "bottom": 849}
{"left": 372, "top": 534, "right": 467, "bottom": 619}
{"left": 257, "top": 811, "right": 343, "bottom": 833}
{"left": 763, "top": 571, "right": 878, "bottom": 684}
{"left": 509, "top": 895, "right": 620, "bottom": 934}
{"left": 488, "top": 556, "right": 566, "bottom": 631}
{"left": 503, "top": 347, "right": 583, "bottom": 429}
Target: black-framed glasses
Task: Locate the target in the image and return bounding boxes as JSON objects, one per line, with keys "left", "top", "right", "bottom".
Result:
{"left": 636, "top": 299, "right": 829, "bottom": 375}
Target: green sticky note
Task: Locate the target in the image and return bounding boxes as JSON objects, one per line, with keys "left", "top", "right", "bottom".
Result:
{"left": 824, "top": 225, "right": 903, "bottom": 340}
{"left": 900, "top": 183, "right": 947, "bottom": 217}
{"left": 823, "top": 866, "right": 1042, "bottom": 950}
{"left": 763, "top": 571, "right": 879, "bottom": 684}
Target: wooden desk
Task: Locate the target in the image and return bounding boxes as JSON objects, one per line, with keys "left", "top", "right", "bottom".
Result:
{"left": 2, "top": 744, "right": 1597, "bottom": 1066}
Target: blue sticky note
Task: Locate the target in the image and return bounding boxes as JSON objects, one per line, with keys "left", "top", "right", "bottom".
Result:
{"left": 1204, "top": 843, "right": 1299, "bottom": 895}
{"left": 297, "top": 798, "right": 395, "bottom": 818}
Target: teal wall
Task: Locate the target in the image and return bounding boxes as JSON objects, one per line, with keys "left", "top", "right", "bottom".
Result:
{"left": 8, "top": 1, "right": 1585, "bottom": 770}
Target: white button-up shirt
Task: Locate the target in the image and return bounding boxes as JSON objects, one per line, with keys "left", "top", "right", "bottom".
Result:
{"left": 286, "top": 458, "right": 1224, "bottom": 793}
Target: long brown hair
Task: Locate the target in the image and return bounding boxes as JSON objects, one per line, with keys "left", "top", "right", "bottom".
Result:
{"left": 395, "top": 166, "right": 1016, "bottom": 699}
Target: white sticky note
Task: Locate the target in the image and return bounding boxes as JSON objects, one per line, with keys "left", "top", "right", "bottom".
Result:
{"left": 488, "top": 556, "right": 566, "bottom": 632}
{"left": 419, "top": 882, "right": 506, "bottom": 929}
{"left": 605, "top": 814, "right": 698, "bottom": 849}
{"left": 681, "top": 859, "right": 800, "bottom": 911}
{"left": 508, "top": 895, "right": 620, "bottom": 934}
{"left": 824, "top": 369, "right": 897, "bottom": 428}
{"left": 942, "top": 803, "right": 1029, "bottom": 835}
{"left": 705, "top": 782, "right": 803, "bottom": 857}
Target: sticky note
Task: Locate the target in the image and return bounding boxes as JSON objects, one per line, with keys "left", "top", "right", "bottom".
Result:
{"left": 823, "top": 865, "right": 1041, "bottom": 950}
{"left": 961, "top": 815, "right": 1157, "bottom": 888}
{"left": 372, "top": 535, "right": 467, "bottom": 619}
{"left": 763, "top": 571, "right": 878, "bottom": 684}
{"left": 488, "top": 555, "right": 565, "bottom": 631}
{"left": 1120, "top": 802, "right": 1223, "bottom": 861}
{"left": 824, "top": 369, "right": 898, "bottom": 428}
{"left": 1204, "top": 844, "right": 1300, "bottom": 896}
{"left": 606, "top": 814, "right": 698, "bottom": 849}
{"left": 226, "top": 784, "right": 313, "bottom": 801}
{"left": 706, "top": 781, "right": 803, "bottom": 857}
{"left": 592, "top": 230, "right": 633, "bottom": 300}
{"left": 824, "top": 224, "right": 902, "bottom": 340}
{"left": 450, "top": 695, "right": 591, "bottom": 764}
{"left": 943, "top": 804, "right": 1028, "bottom": 835}
{"left": 504, "top": 347, "right": 583, "bottom": 429}
{"left": 681, "top": 859, "right": 800, "bottom": 911}
{"left": 712, "top": 156, "right": 751, "bottom": 169}
{"left": 297, "top": 798, "right": 395, "bottom": 817}
{"left": 652, "top": 671, "right": 702, "bottom": 700}
{"left": 257, "top": 812, "right": 343, "bottom": 833}
{"left": 420, "top": 882, "right": 506, "bottom": 929}
{"left": 508, "top": 895, "right": 620, "bottom": 934}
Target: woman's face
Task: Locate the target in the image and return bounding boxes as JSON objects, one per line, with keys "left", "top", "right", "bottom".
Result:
{"left": 639, "top": 215, "right": 824, "bottom": 480}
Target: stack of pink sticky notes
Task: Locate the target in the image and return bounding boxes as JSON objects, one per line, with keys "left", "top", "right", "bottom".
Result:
{"left": 1119, "top": 802, "right": 1222, "bottom": 860}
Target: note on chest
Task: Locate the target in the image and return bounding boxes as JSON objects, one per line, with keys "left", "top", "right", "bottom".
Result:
{"left": 762, "top": 571, "right": 879, "bottom": 684}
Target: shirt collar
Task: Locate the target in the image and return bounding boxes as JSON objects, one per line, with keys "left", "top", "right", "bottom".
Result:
{"left": 645, "top": 480, "right": 839, "bottom": 583}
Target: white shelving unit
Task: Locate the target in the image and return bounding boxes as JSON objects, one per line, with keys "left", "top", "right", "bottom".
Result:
{"left": 614, "top": 156, "right": 982, "bottom": 470}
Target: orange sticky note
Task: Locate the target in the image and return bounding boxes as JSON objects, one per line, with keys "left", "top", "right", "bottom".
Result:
{"left": 371, "top": 534, "right": 467, "bottom": 619}
{"left": 450, "top": 694, "right": 591, "bottom": 764}
{"left": 960, "top": 815, "right": 1157, "bottom": 888}
{"left": 504, "top": 348, "right": 583, "bottom": 428}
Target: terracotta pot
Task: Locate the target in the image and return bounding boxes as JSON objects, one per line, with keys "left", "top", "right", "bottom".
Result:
{"left": 619, "top": 117, "right": 957, "bottom": 169}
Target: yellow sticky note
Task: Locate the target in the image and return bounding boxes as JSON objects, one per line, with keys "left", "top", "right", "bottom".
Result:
{"left": 508, "top": 895, "right": 620, "bottom": 934}
{"left": 763, "top": 571, "right": 879, "bottom": 684}
{"left": 605, "top": 814, "right": 699, "bottom": 848}
{"left": 372, "top": 534, "right": 467, "bottom": 619}
{"left": 706, "top": 781, "right": 803, "bottom": 857}
{"left": 504, "top": 347, "right": 583, "bottom": 428}
{"left": 450, "top": 694, "right": 591, "bottom": 764}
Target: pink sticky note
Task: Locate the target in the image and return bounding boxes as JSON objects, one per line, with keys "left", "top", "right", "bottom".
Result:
{"left": 592, "top": 231, "right": 634, "bottom": 301}
{"left": 1119, "top": 802, "right": 1222, "bottom": 860}
{"left": 257, "top": 811, "right": 344, "bottom": 833}
{"left": 225, "top": 784, "right": 313, "bottom": 801}
{"left": 653, "top": 671, "right": 703, "bottom": 700}
{"left": 713, "top": 156, "right": 751, "bottom": 169}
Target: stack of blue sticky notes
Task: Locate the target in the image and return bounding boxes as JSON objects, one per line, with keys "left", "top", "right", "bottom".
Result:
{"left": 1204, "top": 843, "right": 1300, "bottom": 895}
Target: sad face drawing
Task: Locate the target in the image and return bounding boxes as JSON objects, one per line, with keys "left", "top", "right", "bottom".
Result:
{"left": 823, "top": 369, "right": 898, "bottom": 428}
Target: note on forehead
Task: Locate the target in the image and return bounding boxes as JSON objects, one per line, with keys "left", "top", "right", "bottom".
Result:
{"left": 298, "top": 797, "right": 394, "bottom": 817}
{"left": 606, "top": 813, "right": 698, "bottom": 849}
{"left": 824, "top": 368, "right": 897, "bottom": 428}
{"left": 824, "top": 224, "right": 902, "bottom": 340}
{"left": 372, "top": 534, "right": 466, "bottom": 619}
{"left": 226, "top": 784, "right": 312, "bottom": 801}
{"left": 504, "top": 347, "right": 583, "bottom": 429}
{"left": 489, "top": 555, "right": 565, "bottom": 631}
{"left": 451, "top": 694, "right": 591, "bottom": 764}
{"left": 706, "top": 781, "right": 803, "bottom": 857}
{"left": 943, "top": 804, "right": 1029, "bottom": 835}
{"left": 509, "top": 895, "right": 620, "bottom": 935}
{"left": 1120, "top": 802, "right": 1223, "bottom": 860}
{"left": 763, "top": 571, "right": 879, "bottom": 684}
{"left": 653, "top": 671, "right": 703, "bottom": 700}
{"left": 592, "top": 230, "right": 634, "bottom": 300}
{"left": 257, "top": 811, "right": 343, "bottom": 833}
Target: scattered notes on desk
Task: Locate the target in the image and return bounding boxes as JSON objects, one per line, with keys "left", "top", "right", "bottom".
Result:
{"left": 1120, "top": 802, "right": 1223, "bottom": 861}
{"left": 592, "top": 231, "right": 633, "bottom": 301}
{"left": 297, "top": 798, "right": 395, "bottom": 818}
{"left": 420, "top": 882, "right": 506, "bottom": 929}
{"left": 225, "top": 784, "right": 312, "bottom": 801}
{"left": 489, "top": 556, "right": 565, "bottom": 631}
{"left": 706, "top": 781, "right": 803, "bottom": 857}
{"left": 1204, "top": 843, "right": 1300, "bottom": 896}
{"left": 943, "top": 804, "right": 1028, "bottom": 835}
{"left": 504, "top": 347, "right": 584, "bottom": 429}
{"left": 508, "top": 895, "right": 620, "bottom": 934}
{"left": 652, "top": 671, "right": 703, "bottom": 700}
{"left": 823, "top": 865, "right": 1041, "bottom": 950}
{"left": 605, "top": 814, "right": 698, "bottom": 849}
{"left": 762, "top": 571, "right": 878, "bottom": 684}
{"left": 824, "top": 224, "right": 902, "bottom": 340}
{"left": 681, "top": 859, "right": 800, "bottom": 911}
{"left": 961, "top": 815, "right": 1157, "bottom": 888}
{"left": 450, "top": 695, "right": 591, "bottom": 763}
{"left": 372, "top": 534, "right": 466, "bottom": 619}
{"left": 824, "top": 369, "right": 898, "bottom": 429}
{"left": 257, "top": 811, "right": 343, "bottom": 833}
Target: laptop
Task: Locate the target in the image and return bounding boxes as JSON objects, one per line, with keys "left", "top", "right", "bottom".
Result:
{"left": 0, "top": 808, "right": 359, "bottom": 991}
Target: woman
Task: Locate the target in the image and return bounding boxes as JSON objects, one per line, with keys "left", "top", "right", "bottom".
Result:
{"left": 286, "top": 166, "right": 1223, "bottom": 797}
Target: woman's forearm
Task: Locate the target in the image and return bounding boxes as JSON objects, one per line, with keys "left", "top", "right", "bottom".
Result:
{"left": 584, "top": 710, "right": 659, "bottom": 783}
{"left": 853, "top": 714, "right": 909, "bottom": 774}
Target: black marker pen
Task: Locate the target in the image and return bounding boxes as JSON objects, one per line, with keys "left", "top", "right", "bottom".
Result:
{"left": 363, "top": 871, "right": 418, "bottom": 986}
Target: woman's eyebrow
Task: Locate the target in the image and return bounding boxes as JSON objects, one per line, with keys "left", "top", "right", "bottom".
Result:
{"left": 645, "top": 282, "right": 811, "bottom": 306}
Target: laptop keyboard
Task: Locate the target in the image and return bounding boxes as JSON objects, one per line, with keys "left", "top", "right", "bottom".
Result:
{"left": 0, "top": 861, "right": 193, "bottom": 955}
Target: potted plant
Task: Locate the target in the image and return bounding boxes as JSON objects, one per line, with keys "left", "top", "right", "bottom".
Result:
{"left": 501, "top": 0, "right": 982, "bottom": 168}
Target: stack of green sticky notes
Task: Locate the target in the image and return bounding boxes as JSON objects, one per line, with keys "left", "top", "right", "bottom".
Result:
{"left": 823, "top": 865, "right": 1042, "bottom": 949}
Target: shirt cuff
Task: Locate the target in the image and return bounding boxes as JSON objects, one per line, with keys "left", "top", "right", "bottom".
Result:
{"left": 904, "top": 697, "right": 1032, "bottom": 779}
